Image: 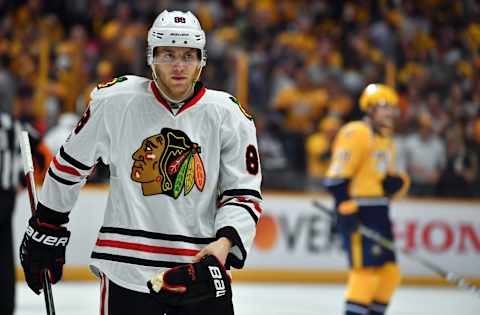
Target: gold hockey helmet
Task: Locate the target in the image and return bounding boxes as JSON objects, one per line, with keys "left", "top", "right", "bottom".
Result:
{"left": 359, "top": 83, "right": 399, "bottom": 112}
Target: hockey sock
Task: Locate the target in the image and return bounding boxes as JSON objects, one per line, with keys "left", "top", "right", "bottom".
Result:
{"left": 369, "top": 300, "right": 388, "bottom": 315}
{"left": 345, "top": 300, "right": 369, "bottom": 315}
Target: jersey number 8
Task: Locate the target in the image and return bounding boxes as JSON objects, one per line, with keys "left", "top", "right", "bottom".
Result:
{"left": 246, "top": 145, "right": 259, "bottom": 175}
{"left": 74, "top": 107, "right": 91, "bottom": 134}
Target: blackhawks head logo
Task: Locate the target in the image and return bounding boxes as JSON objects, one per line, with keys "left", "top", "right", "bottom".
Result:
{"left": 131, "top": 128, "right": 205, "bottom": 198}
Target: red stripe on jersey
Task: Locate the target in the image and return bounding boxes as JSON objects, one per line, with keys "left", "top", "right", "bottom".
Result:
{"left": 250, "top": 200, "right": 263, "bottom": 214}
{"left": 53, "top": 156, "right": 81, "bottom": 176}
{"left": 177, "top": 86, "right": 206, "bottom": 114}
{"left": 100, "top": 274, "right": 106, "bottom": 315}
{"left": 96, "top": 239, "right": 200, "bottom": 256}
{"left": 235, "top": 196, "right": 263, "bottom": 214}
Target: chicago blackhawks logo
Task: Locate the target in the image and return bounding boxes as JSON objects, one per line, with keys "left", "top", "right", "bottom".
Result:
{"left": 131, "top": 128, "right": 205, "bottom": 197}
{"left": 97, "top": 76, "right": 127, "bottom": 89}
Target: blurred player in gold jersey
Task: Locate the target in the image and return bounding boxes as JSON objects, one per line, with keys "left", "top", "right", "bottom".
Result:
{"left": 324, "top": 84, "right": 410, "bottom": 315}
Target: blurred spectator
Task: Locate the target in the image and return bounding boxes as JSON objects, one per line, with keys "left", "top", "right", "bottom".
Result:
{"left": 305, "top": 116, "right": 341, "bottom": 190}
{"left": 437, "top": 127, "right": 478, "bottom": 197}
{"left": 423, "top": 92, "right": 449, "bottom": 135}
{"left": 325, "top": 81, "right": 354, "bottom": 120}
{"left": 256, "top": 115, "right": 290, "bottom": 190}
{"left": 403, "top": 113, "right": 446, "bottom": 196}
{"left": 272, "top": 65, "right": 328, "bottom": 134}
{"left": 1, "top": 1, "right": 479, "bottom": 195}
{"left": 446, "top": 84, "right": 468, "bottom": 121}
{"left": 467, "top": 117, "right": 480, "bottom": 196}
{"left": 0, "top": 54, "right": 15, "bottom": 115}
{"left": 15, "top": 84, "right": 47, "bottom": 134}
{"left": 272, "top": 65, "right": 328, "bottom": 176}
{"left": 44, "top": 112, "right": 79, "bottom": 154}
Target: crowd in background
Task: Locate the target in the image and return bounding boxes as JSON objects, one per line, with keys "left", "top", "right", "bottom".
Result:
{"left": 1, "top": 0, "right": 479, "bottom": 196}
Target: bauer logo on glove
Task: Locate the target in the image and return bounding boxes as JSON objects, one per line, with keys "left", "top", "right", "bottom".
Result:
{"left": 20, "top": 216, "right": 71, "bottom": 295}
{"left": 147, "top": 255, "right": 231, "bottom": 306}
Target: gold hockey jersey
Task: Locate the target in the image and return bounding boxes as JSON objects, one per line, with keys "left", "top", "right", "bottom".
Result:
{"left": 326, "top": 121, "right": 397, "bottom": 198}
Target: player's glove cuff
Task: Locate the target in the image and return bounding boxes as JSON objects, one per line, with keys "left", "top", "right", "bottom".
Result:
{"left": 148, "top": 255, "right": 232, "bottom": 306}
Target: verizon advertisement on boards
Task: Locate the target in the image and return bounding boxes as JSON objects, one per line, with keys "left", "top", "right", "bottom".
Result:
{"left": 13, "top": 190, "right": 480, "bottom": 277}
{"left": 248, "top": 195, "right": 480, "bottom": 277}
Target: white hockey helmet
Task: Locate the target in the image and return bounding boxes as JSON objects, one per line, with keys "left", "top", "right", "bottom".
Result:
{"left": 147, "top": 10, "right": 206, "bottom": 67}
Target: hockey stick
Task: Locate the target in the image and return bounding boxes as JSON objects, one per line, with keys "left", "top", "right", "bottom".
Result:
{"left": 20, "top": 131, "right": 56, "bottom": 315}
{"left": 312, "top": 200, "right": 480, "bottom": 298}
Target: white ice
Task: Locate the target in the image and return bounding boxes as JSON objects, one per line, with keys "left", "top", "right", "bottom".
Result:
{"left": 15, "top": 282, "right": 480, "bottom": 315}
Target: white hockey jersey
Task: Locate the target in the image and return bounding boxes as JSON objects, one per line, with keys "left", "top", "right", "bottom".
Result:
{"left": 38, "top": 75, "right": 263, "bottom": 293}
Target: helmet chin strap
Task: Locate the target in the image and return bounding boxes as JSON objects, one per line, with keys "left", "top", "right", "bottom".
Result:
{"left": 151, "top": 65, "right": 202, "bottom": 104}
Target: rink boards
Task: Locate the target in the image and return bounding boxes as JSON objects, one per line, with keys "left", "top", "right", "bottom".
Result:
{"left": 13, "top": 188, "right": 480, "bottom": 286}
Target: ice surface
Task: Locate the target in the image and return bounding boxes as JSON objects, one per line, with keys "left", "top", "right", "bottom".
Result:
{"left": 15, "top": 282, "right": 480, "bottom": 315}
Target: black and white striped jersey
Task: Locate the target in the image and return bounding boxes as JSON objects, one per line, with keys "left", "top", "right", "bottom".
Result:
{"left": 0, "top": 112, "right": 22, "bottom": 192}
{"left": 38, "top": 75, "right": 263, "bottom": 293}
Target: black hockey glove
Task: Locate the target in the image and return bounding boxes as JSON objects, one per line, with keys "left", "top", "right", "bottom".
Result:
{"left": 20, "top": 216, "right": 70, "bottom": 294}
{"left": 148, "top": 255, "right": 232, "bottom": 306}
{"left": 383, "top": 172, "right": 410, "bottom": 198}
{"left": 382, "top": 175, "right": 404, "bottom": 197}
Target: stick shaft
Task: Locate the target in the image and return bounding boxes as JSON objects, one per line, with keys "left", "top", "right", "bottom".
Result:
{"left": 20, "top": 131, "right": 56, "bottom": 315}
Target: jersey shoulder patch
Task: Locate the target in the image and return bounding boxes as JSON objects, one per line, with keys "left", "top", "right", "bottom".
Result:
{"left": 96, "top": 76, "right": 128, "bottom": 89}
{"left": 203, "top": 89, "right": 254, "bottom": 121}
{"left": 90, "top": 75, "right": 150, "bottom": 100}
{"left": 228, "top": 96, "right": 253, "bottom": 121}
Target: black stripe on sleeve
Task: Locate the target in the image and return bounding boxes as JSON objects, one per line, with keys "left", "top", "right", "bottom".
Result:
{"left": 222, "top": 202, "right": 259, "bottom": 224}
{"left": 60, "top": 146, "right": 92, "bottom": 171}
{"left": 216, "top": 226, "right": 247, "bottom": 269}
{"left": 48, "top": 168, "right": 80, "bottom": 186}
{"left": 220, "top": 189, "right": 262, "bottom": 200}
{"left": 98, "top": 226, "right": 216, "bottom": 244}
{"left": 37, "top": 202, "right": 70, "bottom": 225}
{"left": 91, "top": 252, "right": 184, "bottom": 268}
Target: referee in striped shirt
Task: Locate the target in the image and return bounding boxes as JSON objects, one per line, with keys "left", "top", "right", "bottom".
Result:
{"left": 1, "top": 82, "right": 53, "bottom": 314}
{"left": 0, "top": 109, "right": 23, "bottom": 315}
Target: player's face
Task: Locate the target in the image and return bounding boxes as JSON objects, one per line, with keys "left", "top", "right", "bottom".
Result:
{"left": 131, "top": 134, "right": 165, "bottom": 183}
{"left": 152, "top": 47, "right": 200, "bottom": 100}
{"left": 370, "top": 104, "right": 398, "bottom": 131}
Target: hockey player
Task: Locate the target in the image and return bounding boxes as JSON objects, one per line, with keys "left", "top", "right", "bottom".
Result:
{"left": 324, "top": 84, "right": 409, "bottom": 315}
{"left": 19, "top": 10, "right": 262, "bottom": 315}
